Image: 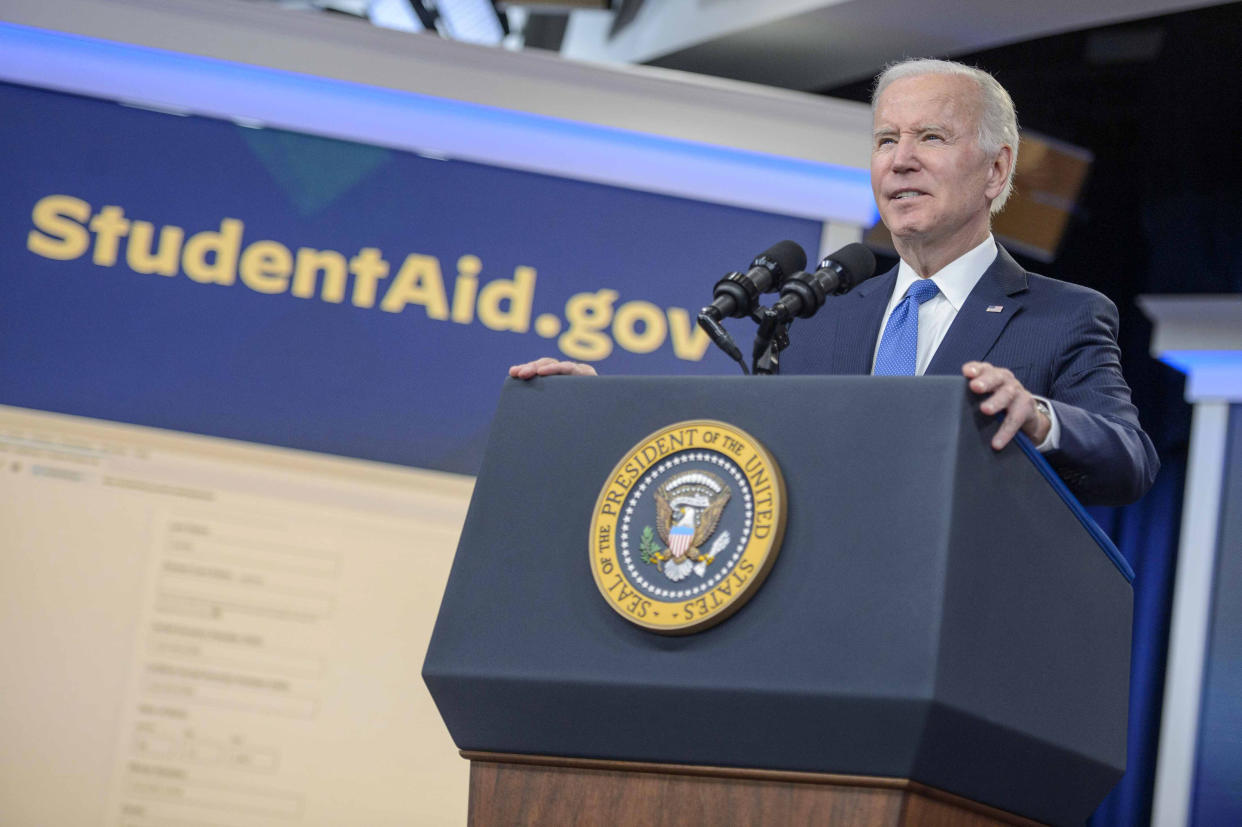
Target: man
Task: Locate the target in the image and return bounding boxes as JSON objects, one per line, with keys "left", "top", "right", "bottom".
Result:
{"left": 511, "top": 58, "right": 1158, "bottom": 507}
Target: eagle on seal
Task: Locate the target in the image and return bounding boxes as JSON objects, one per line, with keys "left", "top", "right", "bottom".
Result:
{"left": 654, "top": 471, "right": 731, "bottom": 581}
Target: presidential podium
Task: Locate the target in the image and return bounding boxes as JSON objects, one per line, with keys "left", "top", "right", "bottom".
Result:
{"left": 423, "top": 377, "right": 1132, "bottom": 826}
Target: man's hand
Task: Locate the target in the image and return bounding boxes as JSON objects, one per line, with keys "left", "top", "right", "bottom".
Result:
{"left": 508, "top": 357, "right": 597, "bottom": 379}
{"left": 962, "top": 361, "right": 1051, "bottom": 450}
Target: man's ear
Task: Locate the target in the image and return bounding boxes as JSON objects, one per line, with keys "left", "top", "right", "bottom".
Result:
{"left": 985, "top": 144, "right": 1014, "bottom": 202}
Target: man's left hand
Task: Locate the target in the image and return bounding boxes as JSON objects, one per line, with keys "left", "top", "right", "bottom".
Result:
{"left": 962, "top": 361, "right": 1051, "bottom": 450}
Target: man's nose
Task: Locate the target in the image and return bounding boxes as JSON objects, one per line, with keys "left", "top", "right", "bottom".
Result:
{"left": 891, "top": 136, "right": 920, "bottom": 171}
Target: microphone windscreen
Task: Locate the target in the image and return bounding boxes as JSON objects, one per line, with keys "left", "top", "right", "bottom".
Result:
{"left": 758, "top": 240, "right": 808, "bottom": 278}
{"left": 820, "top": 243, "right": 877, "bottom": 288}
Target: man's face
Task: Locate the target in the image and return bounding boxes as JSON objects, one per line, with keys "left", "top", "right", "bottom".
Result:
{"left": 870, "top": 74, "right": 1007, "bottom": 254}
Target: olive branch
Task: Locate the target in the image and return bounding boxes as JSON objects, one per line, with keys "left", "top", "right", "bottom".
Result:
{"left": 639, "top": 526, "right": 665, "bottom": 564}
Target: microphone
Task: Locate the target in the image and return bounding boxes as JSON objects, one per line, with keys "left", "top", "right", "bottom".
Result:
{"left": 768, "top": 243, "right": 877, "bottom": 322}
{"left": 700, "top": 240, "right": 807, "bottom": 322}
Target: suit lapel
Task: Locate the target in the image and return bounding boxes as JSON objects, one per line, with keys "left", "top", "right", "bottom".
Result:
{"left": 925, "top": 246, "right": 1029, "bottom": 376}
{"left": 835, "top": 267, "right": 898, "bottom": 374}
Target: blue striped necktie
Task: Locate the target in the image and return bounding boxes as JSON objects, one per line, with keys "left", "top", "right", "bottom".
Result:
{"left": 873, "top": 279, "right": 941, "bottom": 376}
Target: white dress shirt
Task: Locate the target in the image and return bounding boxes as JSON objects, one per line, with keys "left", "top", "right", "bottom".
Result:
{"left": 872, "top": 234, "right": 1061, "bottom": 452}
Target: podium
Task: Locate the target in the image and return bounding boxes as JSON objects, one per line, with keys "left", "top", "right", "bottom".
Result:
{"left": 423, "top": 377, "right": 1133, "bottom": 826}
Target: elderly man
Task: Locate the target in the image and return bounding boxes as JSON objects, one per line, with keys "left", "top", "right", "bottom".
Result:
{"left": 511, "top": 58, "right": 1158, "bottom": 507}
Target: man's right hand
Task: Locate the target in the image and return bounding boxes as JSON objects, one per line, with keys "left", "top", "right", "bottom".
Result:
{"left": 508, "top": 357, "right": 597, "bottom": 379}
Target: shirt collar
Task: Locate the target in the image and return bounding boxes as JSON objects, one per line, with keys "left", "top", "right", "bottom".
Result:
{"left": 893, "top": 234, "right": 998, "bottom": 311}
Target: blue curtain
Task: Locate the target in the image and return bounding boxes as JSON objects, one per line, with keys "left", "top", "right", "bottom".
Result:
{"left": 1088, "top": 456, "right": 1186, "bottom": 826}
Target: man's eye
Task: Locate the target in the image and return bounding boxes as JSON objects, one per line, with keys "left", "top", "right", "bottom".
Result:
{"left": 876, "top": 136, "right": 896, "bottom": 147}
{"left": 923, "top": 133, "right": 944, "bottom": 142}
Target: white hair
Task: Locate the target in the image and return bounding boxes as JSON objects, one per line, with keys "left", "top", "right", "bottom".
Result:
{"left": 872, "top": 58, "right": 1019, "bottom": 213}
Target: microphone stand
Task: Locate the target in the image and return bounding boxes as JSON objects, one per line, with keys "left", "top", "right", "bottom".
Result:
{"left": 751, "top": 306, "right": 790, "bottom": 375}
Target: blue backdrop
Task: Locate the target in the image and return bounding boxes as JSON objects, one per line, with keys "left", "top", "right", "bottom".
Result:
{"left": 0, "top": 81, "right": 822, "bottom": 474}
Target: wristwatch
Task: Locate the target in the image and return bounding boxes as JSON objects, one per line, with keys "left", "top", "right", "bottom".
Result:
{"left": 1032, "top": 397, "right": 1052, "bottom": 420}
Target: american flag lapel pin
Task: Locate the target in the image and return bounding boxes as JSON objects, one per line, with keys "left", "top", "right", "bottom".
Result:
{"left": 986, "top": 305, "right": 1004, "bottom": 313}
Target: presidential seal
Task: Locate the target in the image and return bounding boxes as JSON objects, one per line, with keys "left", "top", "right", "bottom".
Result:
{"left": 589, "top": 420, "right": 786, "bottom": 634}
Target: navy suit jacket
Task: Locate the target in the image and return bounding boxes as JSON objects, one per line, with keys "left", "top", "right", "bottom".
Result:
{"left": 780, "top": 246, "right": 1159, "bottom": 506}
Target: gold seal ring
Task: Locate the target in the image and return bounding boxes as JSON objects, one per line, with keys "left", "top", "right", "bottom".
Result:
{"left": 589, "top": 419, "right": 786, "bottom": 634}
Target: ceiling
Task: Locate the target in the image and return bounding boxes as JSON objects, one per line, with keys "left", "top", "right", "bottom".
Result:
{"left": 254, "top": 1, "right": 1233, "bottom": 96}
{"left": 558, "top": 0, "right": 1230, "bottom": 91}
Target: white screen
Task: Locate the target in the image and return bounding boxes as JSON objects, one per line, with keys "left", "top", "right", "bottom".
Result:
{"left": 0, "top": 405, "right": 471, "bottom": 826}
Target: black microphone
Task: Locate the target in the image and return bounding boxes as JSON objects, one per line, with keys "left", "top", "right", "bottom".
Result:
{"left": 768, "top": 243, "right": 877, "bottom": 322}
{"left": 700, "top": 240, "right": 807, "bottom": 322}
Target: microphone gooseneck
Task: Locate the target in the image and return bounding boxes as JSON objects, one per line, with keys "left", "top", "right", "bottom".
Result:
{"left": 750, "top": 243, "right": 878, "bottom": 376}
{"left": 769, "top": 243, "right": 878, "bottom": 323}
{"left": 699, "top": 240, "right": 807, "bottom": 374}
{"left": 700, "top": 240, "right": 807, "bottom": 323}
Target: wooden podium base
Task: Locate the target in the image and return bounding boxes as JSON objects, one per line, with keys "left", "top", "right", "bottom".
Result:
{"left": 463, "top": 752, "right": 1044, "bottom": 826}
